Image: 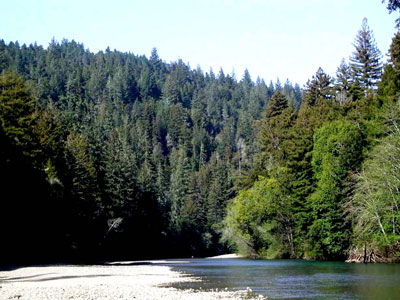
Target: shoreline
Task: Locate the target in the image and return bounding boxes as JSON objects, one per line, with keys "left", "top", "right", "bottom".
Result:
{"left": 0, "top": 258, "right": 254, "bottom": 300}
{"left": 207, "top": 253, "right": 244, "bottom": 259}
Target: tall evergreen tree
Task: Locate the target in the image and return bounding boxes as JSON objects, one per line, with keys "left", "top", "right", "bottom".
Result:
{"left": 334, "top": 59, "right": 363, "bottom": 104}
{"left": 390, "top": 32, "right": 400, "bottom": 70}
{"left": 255, "top": 91, "right": 295, "bottom": 172}
{"left": 349, "top": 18, "right": 382, "bottom": 91}
{"left": 303, "top": 68, "right": 332, "bottom": 106}
{"left": 378, "top": 32, "right": 400, "bottom": 101}
{"left": 335, "top": 59, "right": 352, "bottom": 105}
{"left": 266, "top": 91, "right": 288, "bottom": 118}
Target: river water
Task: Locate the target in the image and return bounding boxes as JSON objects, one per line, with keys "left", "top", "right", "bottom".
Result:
{"left": 167, "top": 258, "right": 400, "bottom": 299}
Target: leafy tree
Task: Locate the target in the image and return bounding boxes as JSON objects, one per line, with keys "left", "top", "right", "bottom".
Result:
{"left": 0, "top": 71, "right": 36, "bottom": 151}
{"left": 347, "top": 129, "right": 400, "bottom": 261}
{"left": 307, "top": 120, "right": 362, "bottom": 259}
{"left": 223, "top": 170, "right": 295, "bottom": 258}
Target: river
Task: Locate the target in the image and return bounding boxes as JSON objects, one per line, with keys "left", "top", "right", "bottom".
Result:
{"left": 167, "top": 258, "right": 400, "bottom": 299}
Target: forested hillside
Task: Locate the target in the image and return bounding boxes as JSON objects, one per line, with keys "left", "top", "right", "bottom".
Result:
{"left": 0, "top": 35, "right": 302, "bottom": 264}
{"left": 1, "top": 2, "right": 400, "bottom": 265}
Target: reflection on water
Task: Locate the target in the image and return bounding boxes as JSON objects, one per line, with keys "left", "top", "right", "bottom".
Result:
{"left": 166, "top": 258, "right": 400, "bottom": 299}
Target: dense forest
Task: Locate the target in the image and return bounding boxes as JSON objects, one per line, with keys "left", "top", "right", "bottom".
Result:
{"left": 0, "top": 35, "right": 303, "bottom": 265}
{"left": 1, "top": 1, "right": 400, "bottom": 265}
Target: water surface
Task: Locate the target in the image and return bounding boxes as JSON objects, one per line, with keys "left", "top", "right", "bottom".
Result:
{"left": 166, "top": 258, "right": 400, "bottom": 299}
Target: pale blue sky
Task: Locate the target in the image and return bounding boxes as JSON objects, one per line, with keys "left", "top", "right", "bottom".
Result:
{"left": 1, "top": 0, "right": 398, "bottom": 85}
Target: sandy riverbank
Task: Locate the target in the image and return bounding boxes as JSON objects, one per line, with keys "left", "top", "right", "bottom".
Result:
{"left": 0, "top": 260, "right": 255, "bottom": 300}
{"left": 207, "top": 253, "right": 244, "bottom": 259}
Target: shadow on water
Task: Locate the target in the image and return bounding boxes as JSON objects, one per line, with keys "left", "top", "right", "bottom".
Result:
{"left": 165, "top": 258, "right": 400, "bottom": 300}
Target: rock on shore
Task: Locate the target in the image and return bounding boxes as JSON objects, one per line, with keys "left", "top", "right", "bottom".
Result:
{"left": 0, "top": 263, "right": 249, "bottom": 299}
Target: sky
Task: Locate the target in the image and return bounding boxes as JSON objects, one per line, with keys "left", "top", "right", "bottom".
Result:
{"left": 2, "top": 0, "right": 398, "bottom": 85}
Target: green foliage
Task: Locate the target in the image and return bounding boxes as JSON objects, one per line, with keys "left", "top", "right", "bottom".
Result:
{"left": 350, "top": 18, "right": 382, "bottom": 91}
{"left": 378, "top": 32, "right": 400, "bottom": 103}
{"left": 348, "top": 107, "right": 400, "bottom": 257}
{"left": 255, "top": 92, "right": 296, "bottom": 171}
{"left": 390, "top": 32, "right": 400, "bottom": 70}
{"left": 223, "top": 170, "right": 295, "bottom": 258}
{"left": 307, "top": 120, "right": 362, "bottom": 259}
{"left": 303, "top": 67, "right": 333, "bottom": 106}
{"left": 334, "top": 59, "right": 363, "bottom": 104}
{"left": 0, "top": 71, "right": 63, "bottom": 265}
{"left": 266, "top": 91, "right": 288, "bottom": 118}
{"left": 0, "top": 71, "right": 36, "bottom": 151}
{"left": 378, "top": 64, "right": 400, "bottom": 102}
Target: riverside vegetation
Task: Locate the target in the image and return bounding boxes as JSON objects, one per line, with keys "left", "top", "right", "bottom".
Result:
{"left": 1, "top": 1, "right": 400, "bottom": 266}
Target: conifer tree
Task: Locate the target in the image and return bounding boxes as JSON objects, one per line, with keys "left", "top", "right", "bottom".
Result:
{"left": 303, "top": 67, "right": 332, "bottom": 106}
{"left": 334, "top": 59, "right": 363, "bottom": 104}
{"left": 349, "top": 18, "right": 382, "bottom": 91}
{"left": 266, "top": 91, "right": 288, "bottom": 118}
{"left": 63, "top": 133, "right": 100, "bottom": 220}
{"left": 169, "top": 147, "right": 191, "bottom": 232}
{"left": 256, "top": 91, "right": 295, "bottom": 171}
{"left": 335, "top": 59, "right": 352, "bottom": 105}
{"left": 378, "top": 32, "right": 400, "bottom": 101}
{"left": 390, "top": 32, "right": 400, "bottom": 70}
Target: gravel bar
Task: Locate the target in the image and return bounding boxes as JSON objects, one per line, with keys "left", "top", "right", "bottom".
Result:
{"left": 0, "top": 263, "right": 251, "bottom": 299}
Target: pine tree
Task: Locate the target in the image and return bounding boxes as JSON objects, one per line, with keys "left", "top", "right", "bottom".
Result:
{"left": 256, "top": 92, "right": 295, "bottom": 171}
{"left": 334, "top": 59, "right": 363, "bottom": 104}
{"left": 207, "top": 157, "right": 232, "bottom": 227}
{"left": 349, "top": 18, "right": 382, "bottom": 91}
{"left": 378, "top": 32, "right": 400, "bottom": 102}
{"left": 241, "top": 69, "right": 254, "bottom": 98}
{"left": 303, "top": 68, "right": 332, "bottom": 106}
{"left": 390, "top": 32, "right": 400, "bottom": 70}
{"left": 266, "top": 91, "right": 288, "bottom": 118}
{"left": 169, "top": 147, "right": 191, "bottom": 232}
{"left": 63, "top": 133, "right": 100, "bottom": 219}
{"left": 335, "top": 59, "right": 352, "bottom": 105}
{"left": 103, "top": 128, "right": 137, "bottom": 218}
